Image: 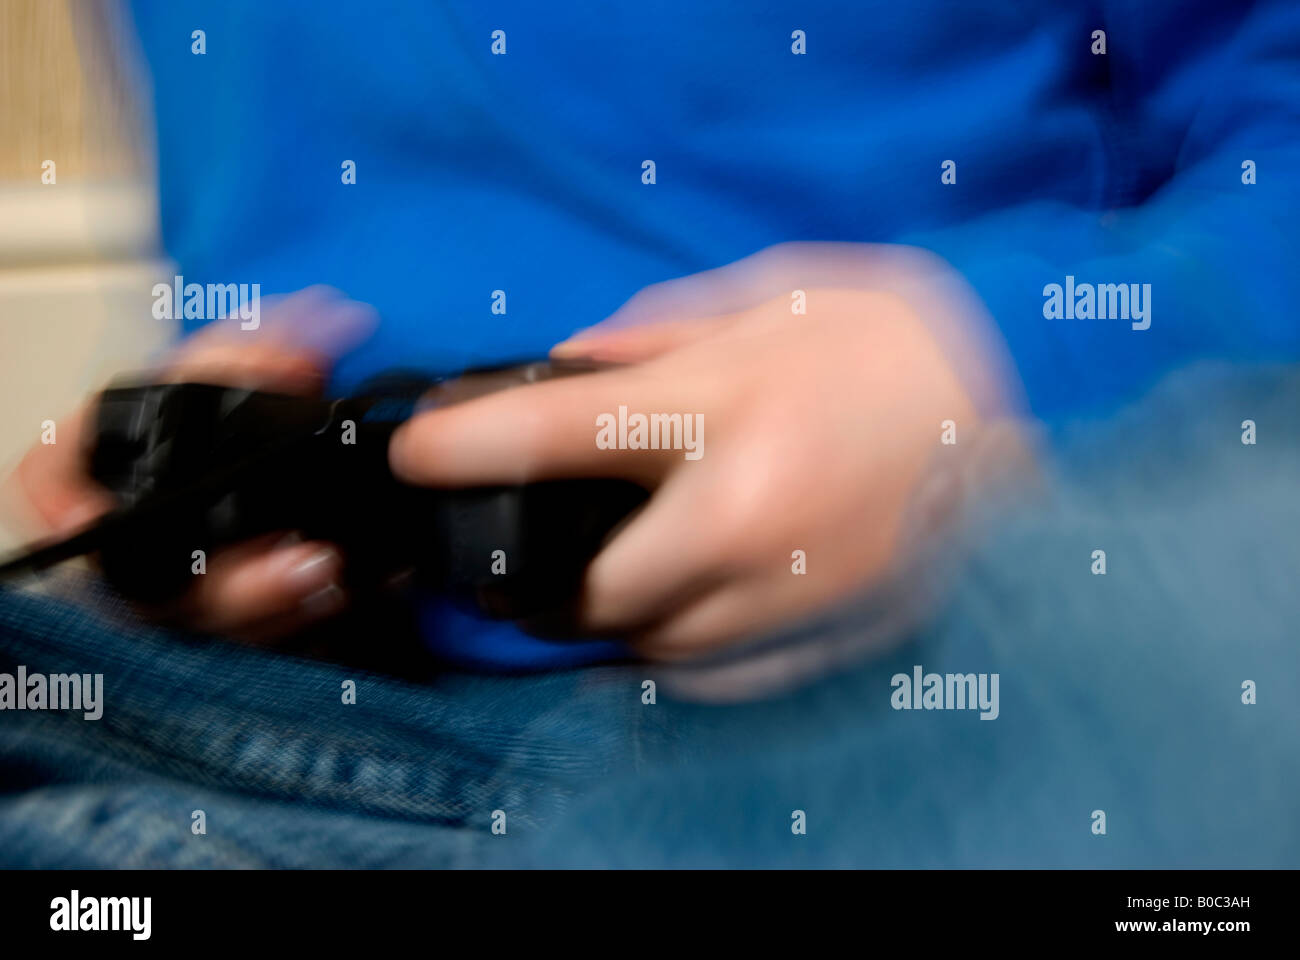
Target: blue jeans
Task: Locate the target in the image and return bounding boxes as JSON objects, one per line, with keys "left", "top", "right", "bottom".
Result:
{"left": 1, "top": 363, "right": 1297, "bottom": 867}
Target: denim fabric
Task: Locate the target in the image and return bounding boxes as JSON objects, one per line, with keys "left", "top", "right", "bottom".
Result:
{"left": 0, "top": 583, "right": 668, "bottom": 867}
{"left": 516, "top": 364, "right": 1300, "bottom": 867}
{"left": 1, "top": 363, "right": 1296, "bottom": 867}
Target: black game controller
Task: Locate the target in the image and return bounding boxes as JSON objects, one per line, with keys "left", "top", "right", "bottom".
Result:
{"left": 0, "top": 362, "right": 648, "bottom": 621}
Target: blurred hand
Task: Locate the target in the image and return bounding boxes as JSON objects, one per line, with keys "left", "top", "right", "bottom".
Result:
{"left": 391, "top": 244, "right": 1027, "bottom": 660}
{"left": 6, "top": 286, "right": 375, "bottom": 641}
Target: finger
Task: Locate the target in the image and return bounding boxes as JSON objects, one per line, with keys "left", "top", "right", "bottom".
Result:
{"left": 575, "top": 473, "right": 726, "bottom": 633}
{"left": 389, "top": 366, "right": 686, "bottom": 488}
{"left": 186, "top": 536, "right": 345, "bottom": 634}
{"left": 11, "top": 406, "right": 115, "bottom": 534}
{"left": 164, "top": 340, "right": 330, "bottom": 395}
{"left": 181, "top": 284, "right": 378, "bottom": 358}
{"left": 630, "top": 549, "right": 865, "bottom": 661}
{"left": 628, "top": 580, "right": 771, "bottom": 661}
{"left": 164, "top": 286, "right": 378, "bottom": 394}
{"left": 550, "top": 314, "right": 740, "bottom": 364}
{"left": 221, "top": 581, "right": 351, "bottom": 646}
{"left": 580, "top": 247, "right": 799, "bottom": 330}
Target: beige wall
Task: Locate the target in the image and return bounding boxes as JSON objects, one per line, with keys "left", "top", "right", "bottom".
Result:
{"left": 0, "top": 0, "right": 176, "bottom": 551}
{"left": 0, "top": 0, "right": 147, "bottom": 181}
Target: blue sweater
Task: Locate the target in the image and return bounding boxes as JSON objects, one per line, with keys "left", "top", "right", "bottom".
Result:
{"left": 128, "top": 0, "right": 1300, "bottom": 667}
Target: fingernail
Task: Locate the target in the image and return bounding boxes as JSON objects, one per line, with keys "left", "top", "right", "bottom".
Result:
{"left": 549, "top": 339, "right": 593, "bottom": 359}
{"left": 283, "top": 546, "right": 341, "bottom": 594}
{"left": 300, "top": 582, "right": 346, "bottom": 618}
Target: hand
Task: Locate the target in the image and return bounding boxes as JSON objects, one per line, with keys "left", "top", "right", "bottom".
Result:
{"left": 390, "top": 244, "right": 1028, "bottom": 660}
{"left": 5, "top": 286, "right": 375, "bottom": 641}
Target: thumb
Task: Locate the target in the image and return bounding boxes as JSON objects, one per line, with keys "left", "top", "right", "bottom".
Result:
{"left": 550, "top": 313, "right": 740, "bottom": 365}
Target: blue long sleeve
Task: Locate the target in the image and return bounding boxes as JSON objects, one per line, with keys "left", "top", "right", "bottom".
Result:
{"left": 910, "top": 0, "right": 1300, "bottom": 420}
{"left": 126, "top": 0, "right": 1299, "bottom": 669}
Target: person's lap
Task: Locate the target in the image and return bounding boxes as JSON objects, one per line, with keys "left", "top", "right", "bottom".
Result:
{"left": 1, "top": 363, "right": 1295, "bottom": 867}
